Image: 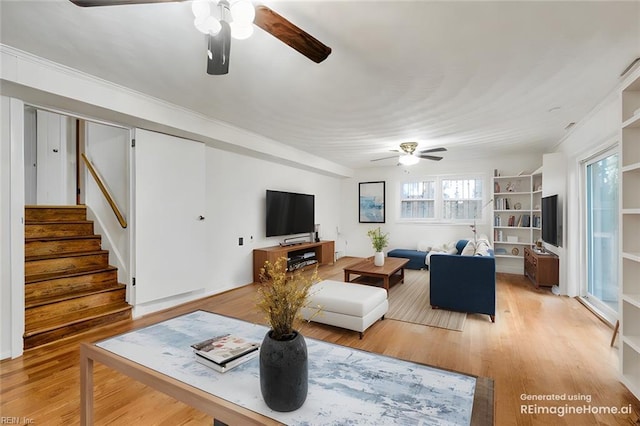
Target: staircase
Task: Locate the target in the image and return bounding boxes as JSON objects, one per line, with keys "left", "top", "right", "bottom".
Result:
{"left": 24, "top": 205, "right": 132, "bottom": 349}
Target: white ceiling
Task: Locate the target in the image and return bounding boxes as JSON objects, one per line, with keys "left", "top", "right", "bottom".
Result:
{"left": 1, "top": 0, "right": 639, "bottom": 169}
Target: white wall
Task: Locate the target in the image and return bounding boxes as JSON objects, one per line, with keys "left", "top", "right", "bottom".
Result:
{"left": 1, "top": 96, "right": 13, "bottom": 358}
{"left": 552, "top": 77, "right": 626, "bottom": 297}
{"left": 84, "top": 121, "right": 131, "bottom": 284}
{"left": 542, "top": 152, "right": 567, "bottom": 292}
{"left": 339, "top": 155, "right": 542, "bottom": 263}
{"left": 205, "top": 146, "right": 342, "bottom": 290}
{"left": 0, "top": 96, "right": 25, "bottom": 359}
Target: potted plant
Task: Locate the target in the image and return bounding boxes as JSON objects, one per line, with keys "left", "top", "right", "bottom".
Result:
{"left": 256, "top": 257, "right": 318, "bottom": 412}
{"left": 367, "top": 227, "right": 389, "bottom": 266}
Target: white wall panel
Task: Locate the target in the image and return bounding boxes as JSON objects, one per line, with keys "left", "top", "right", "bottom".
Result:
{"left": 205, "top": 147, "right": 342, "bottom": 290}
{"left": 134, "top": 129, "right": 206, "bottom": 305}
{"left": 84, "top": 121, "right": 131, "bottom": 283}
{"left": 0, "top": 97, "right": 25, "bottom": 359}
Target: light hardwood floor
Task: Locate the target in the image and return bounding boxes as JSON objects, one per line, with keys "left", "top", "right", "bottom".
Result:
{"left": 1, "top": 257, "right": 639, "bottom": 425}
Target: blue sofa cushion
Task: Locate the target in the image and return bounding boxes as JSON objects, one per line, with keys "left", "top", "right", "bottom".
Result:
{"left": 387, "top": 249, "right": 428, "bottom": 270}
{"left": 455, "top": 239, "right": 469, "bottom": 254}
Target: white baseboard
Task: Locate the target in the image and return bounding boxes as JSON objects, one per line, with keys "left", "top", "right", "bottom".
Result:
{"left": 132, "top": 285, "right": 240, "bottom": 318}
{"left": 496, "top": 264, "right": 524, "bottom": 275}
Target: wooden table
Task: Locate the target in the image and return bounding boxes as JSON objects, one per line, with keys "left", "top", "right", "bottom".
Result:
{"left": 343, "top": 257, "right": 410, "bottom": 291}
{"left": 80, "top": 343, "right": 275, "bottom": 426}
{"left": 81, "top": 311, "right": 494, "bottom": 425}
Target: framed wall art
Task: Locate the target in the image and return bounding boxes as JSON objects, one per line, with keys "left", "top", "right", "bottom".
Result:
{"left": 359, "top": 181, "right": 385, "bottom": 223}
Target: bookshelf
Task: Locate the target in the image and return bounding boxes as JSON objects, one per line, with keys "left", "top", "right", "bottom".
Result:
{"left": 492, "top": 172, "right": 542, "bottom": 273}
{"left": 619, "top": 68, "right": 640, "bottom": 401}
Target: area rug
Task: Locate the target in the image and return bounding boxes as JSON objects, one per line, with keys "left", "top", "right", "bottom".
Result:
{"left": 386, "top": 269, "right": 467, "bottom": 331}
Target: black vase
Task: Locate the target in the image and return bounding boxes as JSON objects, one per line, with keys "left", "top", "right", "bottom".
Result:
{"left": 259, "top": 330, "right": 308, "bottom": 412}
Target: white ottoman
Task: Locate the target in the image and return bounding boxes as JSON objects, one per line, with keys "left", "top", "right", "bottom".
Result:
{"left": 301, "top": 280, "right": 388, "bottom": 339}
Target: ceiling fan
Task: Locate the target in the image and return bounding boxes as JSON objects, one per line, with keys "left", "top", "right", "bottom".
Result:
{"left": 68, "top": 0, "right": 332, "bottom": 75}
{"left": 371, "top": 142, "right": 447, "bottom": 166}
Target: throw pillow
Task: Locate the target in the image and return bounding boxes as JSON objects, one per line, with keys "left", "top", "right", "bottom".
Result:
{"left": 456, "top": 239, "right": 469, "bottom": 254}
{"left": 475, "top": 242, "right": 490, "bottom": 256}
{"left": 417, "top": 241, "right": 431, "bottom": 252}
{"left": 461, "top": 240, "right": 476, "bottom": 256}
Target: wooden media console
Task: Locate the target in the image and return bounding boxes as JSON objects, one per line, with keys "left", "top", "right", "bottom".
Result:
{"left": 252, "top": 240, "right": 335, "bottom": 283}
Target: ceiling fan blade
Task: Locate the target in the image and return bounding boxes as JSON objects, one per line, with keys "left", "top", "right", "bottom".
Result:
{"left": 371, "top": 155, "right": 398, "bottom": 162}
{"left": 254, "top": 5, "right": 331, "bottom": 63}
{"left": 418, "top": 147, "right": 447, "bottom": 154}
{"left": 69, "top": 0, "right": 184, "bottom": 6}
{"left": 417, "top": 155, "right": 443, "bottom": 161}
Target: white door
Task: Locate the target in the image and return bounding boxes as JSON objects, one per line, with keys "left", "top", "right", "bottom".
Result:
{"left": 133, "top": 129, "right": 206, "bottom": 304}
{"left": 35, "top": 110, "right": 75, "bottom": 204}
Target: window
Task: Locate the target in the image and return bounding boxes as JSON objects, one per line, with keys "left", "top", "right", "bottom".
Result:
{"left": 583, "top": 149, "right": 619, "bottom": 320}
{"left": 399, "top": 176, "right": 485, "bottom": 222}
{"left": 442, "top": 178, "right": 483, "bottom": 220}
{"left": 400, "top": 180, "right": 436, "bottom": 219}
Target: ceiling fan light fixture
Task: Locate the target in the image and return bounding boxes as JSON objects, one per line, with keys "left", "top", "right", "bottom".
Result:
{"left": 230, "top": 21, "right": 253, "bottom": 40}
{"left": 230, "top": 0, "right": 255, "bottom": 24}
{"left": 195, "top": 15, "right": 222, "bottom": 35}
{"left": 192, "top": 0, "right": 211, "bottom": 18}
{"left": 399, "top": 154, "right": 420, "bottom": 166}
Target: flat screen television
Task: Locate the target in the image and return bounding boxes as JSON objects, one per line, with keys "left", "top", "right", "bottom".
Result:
{"left": 266, "top": 190, "right": 315, "bottom": 237}
{"left": 542, "top": 194, "right": 559, "bottom": 247}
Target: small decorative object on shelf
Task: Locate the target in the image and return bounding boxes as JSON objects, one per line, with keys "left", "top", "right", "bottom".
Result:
{"left": 367, "top": 227, "right": 389, "bottom": 266}
{"left": 506, "top": 182, "right": 516, "bottom": 192}
{"left": 512, "top": 247, "right": 520, "bottom": 256}
{"left": 257, "top": 257, "right": 319, "bottom": 412}
{"left": 494, "top": 181, "right": 501, "bottom": 193}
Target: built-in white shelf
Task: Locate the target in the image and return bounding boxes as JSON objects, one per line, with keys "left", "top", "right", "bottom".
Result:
{"left": 622, "top": 113, "right": 640, "bottom": 129}
{"left": 623, "top": 252, "right": 640, "bottom": 263}
{"left": 623, "top": 294, "right": 640, "bottom": 310}
{"left": 492, "top": 173, "right": 542, "bottom": 273}
{"left": 620, "top": 69, "right": 640, "bottom": 402}
{"left": 623, "top": 335, "right": 640, "bottom": 355}
{"left": 622, "top": 162, "right": 640, "bottom": 173}
{"left": 494, "top": 241, "right": 531, "bottom": 246}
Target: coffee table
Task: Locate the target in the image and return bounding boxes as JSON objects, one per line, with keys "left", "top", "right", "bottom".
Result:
{"left": 343, "top": 257, "right": 410, "bottom": 291}
{"left": 81, "top": 311, "right": 493, "bottom": 425}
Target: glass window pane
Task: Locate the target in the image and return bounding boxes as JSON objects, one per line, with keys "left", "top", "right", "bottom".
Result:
{"left": 401, "top": 181, "right": 435, "bottom": 199}
{"left": 586, "top": 153, "right": 619, "bottom": 313}
{"left": 441, "top": 179, "right": 483, "bottom": 220}
{"left": 401, "top": 200, "right": 434, "bottom": 219}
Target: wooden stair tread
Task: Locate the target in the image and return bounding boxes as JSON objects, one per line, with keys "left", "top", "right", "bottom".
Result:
{"left": 24, "top": 302, "right": 132, "bottom": 336}
{"left": 25, "top": 235, "right": 100, "bottom": 243}
{"left": 25, "top": 205, "right": 86, "bottom": 209}
{"left": 26, "top": 249, "right": 108, "bottom": 262}
{"left": 25, "top": 282, "right": 126, "bottom": 309}
{"left": 25, "top": 220, "right": 93, "bottom": 225}
{"left": 26, "top": 265, "right": 118, "bottom": 284}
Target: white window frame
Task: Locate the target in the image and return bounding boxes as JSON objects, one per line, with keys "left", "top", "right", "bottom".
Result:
{"left": 398, "top": 178, "right": 437, "bottom": 221}
{"left": 397, "top": 174, "right": 487, "bottom": 224}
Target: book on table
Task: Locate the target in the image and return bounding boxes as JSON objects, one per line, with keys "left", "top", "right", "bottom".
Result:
{"left": 191, "top": 334, "right": 259, "bottom": 372}
{"left": 195, "top": 349, "right": 259, "bottom": 373}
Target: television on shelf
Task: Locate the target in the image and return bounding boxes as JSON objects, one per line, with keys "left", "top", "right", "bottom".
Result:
{"left": 541, "top": 194, "right": 560, "bottom": 247}
{"left": 266, "top": 190, "right": 315, "bottom": 238}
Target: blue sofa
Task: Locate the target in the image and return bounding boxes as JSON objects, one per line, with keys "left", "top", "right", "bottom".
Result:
{"left": 429, "top": 240, "right": 496, "bottom": 322}
{"left": 387, "top": 248, "right": 428, "bottom": 270}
